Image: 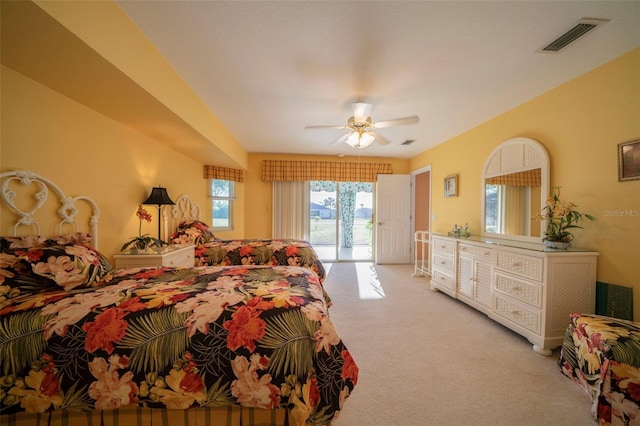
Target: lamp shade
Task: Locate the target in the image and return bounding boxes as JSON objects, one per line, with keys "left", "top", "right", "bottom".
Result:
{"left": 143, "top": 187, "right": 175, "bottom": 205}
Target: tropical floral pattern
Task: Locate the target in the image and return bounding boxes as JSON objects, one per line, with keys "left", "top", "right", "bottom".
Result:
{"left": 0, "top": 233, "right": 95, "bottom": 251}
{"left": 0, "top": 264, "right": 357, "bottom": 425}
{"left": 0, "top": 238, "right": 113, "bottom": 300}
{"left": 192, "top": 239, "right": 326, "bottom": 283}
{"left": 558, "top": 313, "right": 640, "bottom": 425}
{"left": 169, "top": 221, "right": 325, "bottom": 283}
{"left": 170, "top": 220, "right": 217, "bottom": 246}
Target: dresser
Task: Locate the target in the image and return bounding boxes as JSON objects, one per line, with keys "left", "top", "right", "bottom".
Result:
{"left": 114, "top": 245, "right": 195, "bottom": 269}
{"left": 430, "top": 234, "right": 598, "bottom": 355}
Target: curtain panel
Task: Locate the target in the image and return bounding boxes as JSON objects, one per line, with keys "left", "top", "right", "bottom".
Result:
{"left": 272, "top": 181, "right": 309, "bottom": 240}
{"left": 485, "top": 169, "right": 541, "bottom": 187}
{"left": 262, "top": 160, "right": 392, "bottom": 182}
{"left": 203, "top": 165, "right": 245, "bottom": 183}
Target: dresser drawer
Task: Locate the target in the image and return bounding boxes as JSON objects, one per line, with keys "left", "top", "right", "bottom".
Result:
{"left": 459, "top": 243, "right": 493, "bottom": 261}
{"left": 432, "top": 269, "right": 456, "bottom": 291}
{"left": 433, "top": 253, "right": 455, "bottom": 274}
{"left": 494, "top": 272, "right": 542, "bottom": 308}
{"left": 432, "top": 237, "right": 455, "bottom": 256}
{"left": 495, "top": 251, "right": 544, "bottom": 282}
{"left": 165, "top": 248, "right": 194, "bottom": 268}
{"left": 114, "top": 245, "right": 195, "bottom": 269}
{"left": 114, "top": 256, "right": 162, "bottom": 269}
{"left": 493, "top": 295, "right": 541, "bottom": 334}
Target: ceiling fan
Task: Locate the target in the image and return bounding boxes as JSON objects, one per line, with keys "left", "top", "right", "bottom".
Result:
{"left": 304, "top": 101, "right": 419, "bottom": 149}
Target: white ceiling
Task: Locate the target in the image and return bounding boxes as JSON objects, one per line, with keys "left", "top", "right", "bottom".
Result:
{"left": 116, "top": 1, "right": 640, "bottom": 159}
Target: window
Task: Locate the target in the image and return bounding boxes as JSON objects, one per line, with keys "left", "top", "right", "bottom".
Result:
{"left": 210, "top": 179, "right": 234, "bottom": 230}
{"left": 484, "top": 184, "right": 505, "bottom": 233}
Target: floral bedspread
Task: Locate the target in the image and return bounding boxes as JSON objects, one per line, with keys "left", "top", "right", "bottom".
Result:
{"left": 558, "top": 313, "right": 640, "bottom": 425}
{"left": 194, "top": 239, "right": 326, "bottom": 282}
{"left": 0, "top": 265, "right": 357, "bottom": 425}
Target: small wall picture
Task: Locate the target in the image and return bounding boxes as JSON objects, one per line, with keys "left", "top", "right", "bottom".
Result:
{"left": 618, "top": 139, "right": 640, "bottom": 182}
{"left": 444, "top": 174, "right": 458, "bottom": 197}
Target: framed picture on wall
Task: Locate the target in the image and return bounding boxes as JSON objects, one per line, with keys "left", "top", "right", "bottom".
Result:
{"left": 618, "top": 139, "right": 640, "bottom": 182}
{"left": 444, "top": 174, "right": 458, "bottom": 197}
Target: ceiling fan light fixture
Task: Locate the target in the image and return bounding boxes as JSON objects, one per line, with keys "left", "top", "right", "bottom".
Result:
{"left": 346, "top": 131, "right": 375, "bottom": 149}
{"left": 305, "top": 100, "right": 417, "bottom": 149}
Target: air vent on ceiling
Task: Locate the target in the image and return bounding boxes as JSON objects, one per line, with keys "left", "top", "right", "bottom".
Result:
{"left": 401, "top": 139, "right": 416, "bottom": 146}
{"left": 538, "top": 18, "right": 609, "bottom": 53}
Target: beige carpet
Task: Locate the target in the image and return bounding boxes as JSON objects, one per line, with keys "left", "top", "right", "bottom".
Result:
{"left": 322, "top": 263, "right": 595, "bottom": 426}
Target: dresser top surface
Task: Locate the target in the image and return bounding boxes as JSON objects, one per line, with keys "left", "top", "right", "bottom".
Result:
{"left": 431, "top": 234, "right": 598, "bottom": 254}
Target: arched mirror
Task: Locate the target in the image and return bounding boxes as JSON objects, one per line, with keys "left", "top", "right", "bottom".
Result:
{"left": 481, "top": 137, "right": 549, "bottom": 243}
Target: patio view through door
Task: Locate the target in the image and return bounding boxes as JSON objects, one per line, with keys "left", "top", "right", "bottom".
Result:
{"left": 309, "top": 180, "right": 374, "bottom": 262}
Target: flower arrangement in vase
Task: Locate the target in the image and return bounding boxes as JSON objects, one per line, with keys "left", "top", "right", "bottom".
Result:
{"left": 535, "top": 186, "right": 596, "bottom": 249}
{"left": 121, "top": 206, "right": 165, "bottom": 253}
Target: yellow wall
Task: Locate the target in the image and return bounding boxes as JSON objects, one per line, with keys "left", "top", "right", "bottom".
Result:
{"left": 33, "top": 0, "right": 248, "bottom": 170}
{"left": 2, "top": 0, "right": 247, "bottom": 172}
{"left": 411, "top": 48, "right": 640, "bottom": 319}
{"left": 244, "top": 153, "right": 411, "bottom": 238}
{"left": 1, "top": 10, "right": 638, "bottom": 318}
{"left": 0, "top": 66, "right": 244, "bottom": 258}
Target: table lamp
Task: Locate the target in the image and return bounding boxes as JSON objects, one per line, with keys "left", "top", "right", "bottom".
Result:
{"left": 142, "top": 186, "right": 175, "bottom": 241}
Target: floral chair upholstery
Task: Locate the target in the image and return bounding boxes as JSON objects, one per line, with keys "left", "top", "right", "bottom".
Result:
{"left": 558, "top": 313, "right": 640, "bottom": 425}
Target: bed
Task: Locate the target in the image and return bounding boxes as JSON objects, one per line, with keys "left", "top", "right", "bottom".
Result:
{"left": 165, "top": 195, "right": 326, "bottom": 283}
{"left": 0, "top": 170, "right": 358, "bottom": 426}
{"left": 558, "top": 313, "right": 640, "bottom": 425}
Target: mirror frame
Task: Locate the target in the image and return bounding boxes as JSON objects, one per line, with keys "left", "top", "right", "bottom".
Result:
{"left": 481, "top": 137, "right": 550, "bottom": 243}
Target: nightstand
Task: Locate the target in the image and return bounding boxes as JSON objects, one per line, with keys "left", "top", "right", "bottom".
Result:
{"left": 113, "top": 245, "right": 195, "bottom": 269}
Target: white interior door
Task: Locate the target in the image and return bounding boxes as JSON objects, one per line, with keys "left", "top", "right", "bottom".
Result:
{"left": 375, "top": 174, "right": 412, "bottom": 264}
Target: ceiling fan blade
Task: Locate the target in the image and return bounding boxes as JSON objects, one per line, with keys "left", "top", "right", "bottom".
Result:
{"left": 305, "top": 124, "right": 349, "bottom": 130}
{"left": 372, "top": 132, "right": 391, "bottom": 146}
{"left": 374, "top": 115, "right": 420, "bottom": 128}
{"left": 352, "top": 101, "right": 373, "bottom": 121}
{"left": 334, "top": 132, "right": 352, "bottom": 145}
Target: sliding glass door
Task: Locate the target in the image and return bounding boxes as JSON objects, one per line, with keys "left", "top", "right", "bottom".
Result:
{"left": 309, "top": 181, "right": 373, "bottom": 262}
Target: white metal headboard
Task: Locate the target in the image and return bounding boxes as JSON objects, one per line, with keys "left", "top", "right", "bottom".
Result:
{"left": 0, "top": 170, "right": 101, "bottom": 248}
{"left": 162, "top": 194, "right": 202, "bottom": 237}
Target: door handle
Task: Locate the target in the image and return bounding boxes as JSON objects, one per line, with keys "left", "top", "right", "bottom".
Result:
{"left": 377, "top": 222, "right": 383, "bottom": 225}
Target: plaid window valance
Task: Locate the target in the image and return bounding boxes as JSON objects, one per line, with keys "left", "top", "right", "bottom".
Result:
{"left": 203, "top": 165, "right": 245, "bottom": 183}
{"left": 485, "top": 168, "right": 541, "bottom": 187}
{"left": 261, "top": 160, "right": 393, "bottom": 182}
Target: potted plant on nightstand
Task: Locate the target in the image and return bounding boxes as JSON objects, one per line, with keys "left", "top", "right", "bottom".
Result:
{"left": 121, "top": 206, "right": 165, "bottom": 253}
{"left": 536, "top": 186, "right": 597, "bottom": 249}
